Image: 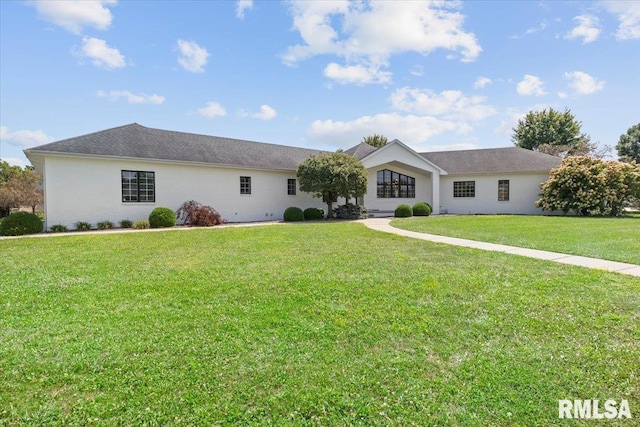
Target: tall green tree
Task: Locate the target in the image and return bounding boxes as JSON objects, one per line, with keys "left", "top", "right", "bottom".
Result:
{"left": 297, "top": 151, "right": 368, "bottom": 218}
{"left": 512, "top": 108, "right": 595, "bottom": 157}
{"left": 361, "top": 134, "right": 388, "bottom": 148}
{"left": 616, "top": 123, "right": 640, "bottom": 163}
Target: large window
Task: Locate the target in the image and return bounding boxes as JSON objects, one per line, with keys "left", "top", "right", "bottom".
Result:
{"left": 287, "top": 178, "right": 296, "bottom": 195}
{"left": 377, "top": 169, "right": 415, "bottom": 198}
{"left": 453, "top": 181, "right": 475, "bottom": 198}
{"left": 122, "top": 170, "right": 155, "bottom": 202}
{"left": 498, "top": 180, "right": 510, "bottom": 201}
{"left": 240, "top": 176, "right": 251, "bottom": 194}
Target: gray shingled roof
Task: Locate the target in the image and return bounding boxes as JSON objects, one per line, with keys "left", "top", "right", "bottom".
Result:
{"left": 26, "top": 123, "right": 328, "bottom": 171}
{"left": 420, "top": 147, "right": 562, "bottom": 174}
{"left": 26, "top": 123, "right": 562, "bottom": 175}
{"left": 343, "top": 142, "right": 378, "bottom": 159}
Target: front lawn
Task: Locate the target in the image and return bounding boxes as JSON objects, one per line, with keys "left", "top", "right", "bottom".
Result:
{"left": 391, "top": 215, "right": 640, "bottom": 265}
{"left": 1, "top": 223, "right": 638, "bottom": 425}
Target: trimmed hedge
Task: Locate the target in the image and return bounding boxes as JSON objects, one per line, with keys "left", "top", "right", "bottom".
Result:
{"left": 149, "top": 207, "right": 176, "bottom": 228}
{"left": 412, "top": 202, "right": 432, "bottom": 216}
{"left": 394, "top": 204, "right": 413, "bottom": 218}
{"left": 283, "top": 207, "right": 304, "bottom": 222}
{"left": 0, "top": 212, "right": 43, "bottom": 236}
{"left": 303, "top": 207, "right": 324, "bottom": 220}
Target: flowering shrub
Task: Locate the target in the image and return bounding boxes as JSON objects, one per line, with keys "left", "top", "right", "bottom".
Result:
{"left": 175, "top": 200, "right": 224, "bottom": 226}
{"left": 536, "top": 156, "right": 640, "bottom": 216}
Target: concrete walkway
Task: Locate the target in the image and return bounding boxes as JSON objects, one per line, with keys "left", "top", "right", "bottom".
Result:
{"left": 360, "top": 218, "right": 640, "bottom": 277}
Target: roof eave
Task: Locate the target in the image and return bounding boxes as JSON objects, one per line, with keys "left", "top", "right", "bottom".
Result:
{"left": 23, "top": 150, "right": 299, "bottom": 173}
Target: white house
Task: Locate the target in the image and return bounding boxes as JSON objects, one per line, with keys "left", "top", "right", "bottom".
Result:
{"left": 24, "top": 123, "right": 562, "bottom": 229}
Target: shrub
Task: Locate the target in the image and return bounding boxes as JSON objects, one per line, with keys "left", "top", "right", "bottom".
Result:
{"left": 284, "top": 207, "right": 304, "bottom": 222}
{"left": 394, "top": 204, "right": 413, "bottom": 218}
{"left": 175, "top": 200, "right": 223, "bottom": 226}
{"left": 333, "top": 203, "right": 368, "bottom": 219}
{"left": 120, "top": 219, "right": 133, "bottom": 228}
{"left": 75, "top": 221, "right": 92, "bottom": 231}
{"left": 149, "top": 207, "right": 176, "bottom": 228}
{"left": 97, "top": 220, "right": 114, "bottom": 230}
{"left": 0, "top": 212, "right": 43, "bottom": 236}
{"left": 50, "top": 224, "right": 68, "bottom": 233}
{"left": 412, "top": 202, "right": 432, "bottom": 216}
{"left": 133, "top": 220, "right": 150, "bottom": 230}
{"left": 303, "top": 207, "right": 324, "bottom": 220}
{"left": 537, "top": 156, "right": 640, "bottom": 216}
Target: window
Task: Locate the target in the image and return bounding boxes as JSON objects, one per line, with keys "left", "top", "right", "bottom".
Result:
{"left": 498, "top": 180, "right": 510, "bottom": 201}
{"left": 453, "top": 181, "right": 475, "bottom": 198}
{"left": 287, "top": 178, "right": 296, "bottom": 195}
{"left": 122, "top": 170, "right": 155, "bottom": 202}
{"left": 240, "top": 176, "right": 251, "bottom": 194}
{"left": 376, "top": 169, "right": 415, "bottom": 198}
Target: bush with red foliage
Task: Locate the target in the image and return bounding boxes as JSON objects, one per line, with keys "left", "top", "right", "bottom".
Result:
{"left": 175, "top": 200, "right": 225, "bottom": 226}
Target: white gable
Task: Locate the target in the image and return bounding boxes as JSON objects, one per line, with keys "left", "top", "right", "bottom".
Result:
{"left": 360, "top": 139, "right": 446, "bottom": 175}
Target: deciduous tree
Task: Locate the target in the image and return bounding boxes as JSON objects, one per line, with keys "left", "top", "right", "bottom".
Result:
{"left": 297, "top": 151, "right": 368, "bottom": 218}
{"left": 361, "top": 134, "right": 388, "bottom": 148}
{"left": 0, "top": 162, "right": 43, "bottom": 216}
{"left": 512, "top": 108, "right": 595, "bottom": 157}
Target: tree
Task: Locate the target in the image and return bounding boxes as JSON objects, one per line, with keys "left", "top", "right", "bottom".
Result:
{"left": 512, "top": 108, "right": 595, "bottom": 157}
{"left": 361, "top": 134, "right": 388, "bottom": 148}
{"left": 536, "top": 156, "right": 640, "bottom": 216}
{"left": 297, "top": 151, "right": 368, "bottom": 218}
{"left": 616, "top": 123, "right": 640, "bottom": 163}
{"left": 0, "top": 162, "right": 44, "bottom": 217}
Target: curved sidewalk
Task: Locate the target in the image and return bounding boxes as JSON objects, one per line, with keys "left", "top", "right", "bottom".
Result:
{"left": 361, "top": 218, "right": 640, "bottom": 277}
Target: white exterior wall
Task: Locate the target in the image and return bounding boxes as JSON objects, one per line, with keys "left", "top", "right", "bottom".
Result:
{"left": 41, "top": 155, "right": 325, "bottom": 229}
{"left": 361, "top": 141, "right": 442, "bottom": 214}
{"left": 439, "top": 173, "right": 549, "bottom": 215}
{"left": 363, "top": 163, "right": 432, "bottom": 212}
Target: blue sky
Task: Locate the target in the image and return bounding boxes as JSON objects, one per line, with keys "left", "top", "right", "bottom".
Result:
{"left": 1, "top": 0, "right": 639, "bottom": 168}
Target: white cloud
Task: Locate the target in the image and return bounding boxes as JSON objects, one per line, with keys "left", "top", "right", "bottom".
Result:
{"left": 309, "top": 113, "right": 466, "bottom": 148}
{"left": 0, "top": 157, "right": 28, "bottom": 168}
{"left": 493, "top": 104, "right": 550, "bottom": 135}
{"left": 565, "top": 15, "right": 601, "bottom": 44}
{"left": 283, "top": 1, "right": 481, "bottom": 85}
{"left": 511, "top": 20, "right": 548, "bottom": 39}
{"left": 96, "top": 90, "right": 165, "bottom": 104}
{"left": 323, "top": 62, "right": 392, "bottom": 85}
{"left": 602, "top": 1, "right": 640, "bottom": 40}
{"left": 177, "top": 39, "right": 209, "bottom": 73}
{"left": 557, "top": 91, "right": 569, "bottom": 99}
{"left": 564, "top": 71, "right": 605, "bottom": 95}
{"left": 390, "top": 87, "right": 496, "bottom": 121}
{"left": 1, "top": 125, "right": 54, "bottom": 149}
{"left": 197, "top": 102, "right": 227, "bottom": 118}
{"left": 493, "top": 108, "right": 527, "bottom": 135}
{"left": 516, "top": 74, "right": 546, "bottom": 96}
{"left": 474, "top": 76, "right": 492, "bottom": 89}
{"left": 29, "top": 0, "right": 116, "bottom": 34}
{"left": 236, "top": 0, "right": 253, "bottom": 19}
{"left": 251, "top": 105, "right": 277, "bottom": 120}
{"left": 77, "top": 37, "right": 125, "bottom": 69}
{"left": 410, "top": 65, "right": 424, "bottom": 76}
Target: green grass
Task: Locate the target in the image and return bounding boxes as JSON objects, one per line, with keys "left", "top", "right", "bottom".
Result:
{"left": 1, "top": 223, "right": 639, "bottom": 426}
{"left": 391, "top": 215, "right": 640, "bottom": 265}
